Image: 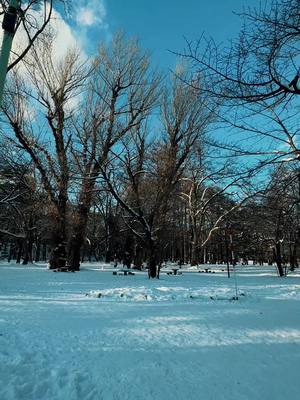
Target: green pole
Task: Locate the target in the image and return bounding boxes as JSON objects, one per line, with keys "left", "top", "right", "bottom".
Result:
{"left": 0, "top": 0, "right": 20, "bottom": 106}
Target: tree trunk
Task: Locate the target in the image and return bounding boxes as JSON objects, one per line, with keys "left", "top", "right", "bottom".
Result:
{"left": 16, "top": 240, "right": 23, "bottom": 264}
{"left": 68, "top": 167, "right": 101, "bottom": 271}
{"left": 35, "top": 239, "right": 41, "bottom": 262}
{"left": 23, "top": 233, "right": 34, "bottom": 265}
{"left": 22, "top": 240, "right": 29, "bottom": 265}
{"left": 190, "top": 243, "right": 198, "bottom": 266}
{"left": 105, "top": 249, "right": 111, "bottom": 263}
{"left": 54, "top": 194, "right": 68, "bottom": 247}
{"left": 147, "top": 239, "right": 158, "bottom": 278}
{"left": 42, "top": 243, "right": 47, "bottom": 261}
{"left": 68, "top": 203, "right": 90, "bottom": 271}
{"left": 148, "top": 256, "right": 157, "bottom": 278}
{"left": 273, "top": 242, "right": 284, "bottom": 277}
{"left": 289, "top": 242, "right": 296, "bottom": 271}
{"left": 8, "top": 244, "right": 13, "bottom": 263}
{"left": 48, "top": 195, "right": 69, "bottom": 269}
{"left": 134, "top": 244, "right": 143, "bottom": 270}
{"left": 68, "top": 234, "right": 82, "bottom": 271}
{"left": 190, "top": 225, "right": 199, "bottom": 266}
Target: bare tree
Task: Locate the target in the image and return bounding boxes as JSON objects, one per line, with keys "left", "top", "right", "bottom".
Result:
{"left": 179, "top": 0, "right": 300, "bottom": 169}
{"left": 67, "top": 33, "right": 161, "bottom": 270}
{"left": 183, "top": 0, "right": 300, "bottom": 102}
{"left": 1, "top": 31, "right": 88, "bottom": 266}
{"left": 0, "top": 142, "right": 48, "bottom": 264}
{"left": 258, "top": 166, "right": 300, "bottom": 275}
{"left": 0, "top": 143, "right": 29, "bottom": 239}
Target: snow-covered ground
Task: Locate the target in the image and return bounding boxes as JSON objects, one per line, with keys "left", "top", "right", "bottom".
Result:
{"left": 0, "top": 262, "right": 300, "bottom": 400}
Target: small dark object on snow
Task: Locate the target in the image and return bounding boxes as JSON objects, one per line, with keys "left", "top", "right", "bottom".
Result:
{"left": 53, "top": 265, "right": 75, "bottom": 273}
{"left": 167, "top": 268, "right": 182, "bottom": 275}
{"left": 114, "top": 269, "right": 135, "bottom": 276}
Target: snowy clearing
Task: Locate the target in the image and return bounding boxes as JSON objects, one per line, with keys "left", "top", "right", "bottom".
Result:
{"left": 0, "top": 263, "right": 300, "bottom": 400}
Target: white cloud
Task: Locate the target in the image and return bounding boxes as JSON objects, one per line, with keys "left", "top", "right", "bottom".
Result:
{"left": 76, "top": 0, "right": 107, "bottom": 28}
{"left": 0, "top": 1, "right": 109, "bottom": 67}
{"left": 0, "top": 6, "right": 82, "bottom": 65}
{"left": 77, "top": 9, "right": 97, "bottom": 26}
{"left": 0, "top": 6, "right": 87, "bottom": 114}
{"left": 49, "top": 9, "right": 83, "bottom": 61}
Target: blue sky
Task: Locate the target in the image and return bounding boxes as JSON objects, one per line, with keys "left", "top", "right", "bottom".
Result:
{"left": 70, "top": 0, "right": 260, "bottom": 70}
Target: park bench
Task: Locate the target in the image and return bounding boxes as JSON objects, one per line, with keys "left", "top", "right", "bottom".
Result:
{"left": 112, "top": 269, "right": 135, "bottom": 276}
{"left": 198, "top": 269, "right": 215, "bottom": 273}
{"left": 53, "top": 265, "right": 75, "bottom": 272}
{"left": 166, "top": 268, "right": 182, "bottom": 276}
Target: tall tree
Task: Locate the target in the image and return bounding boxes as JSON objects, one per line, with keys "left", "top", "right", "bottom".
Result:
{"left": 68, "top": 33, "right": 160, "bottom": 270}
{"left": 1, "top": 31, "right": 88, "bottom": 262}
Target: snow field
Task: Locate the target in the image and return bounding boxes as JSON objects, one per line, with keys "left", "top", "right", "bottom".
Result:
{"left": 0, "top": 263, "right": 300, "bottom": 400}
